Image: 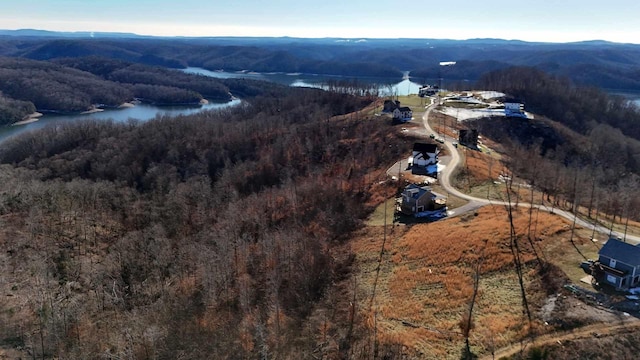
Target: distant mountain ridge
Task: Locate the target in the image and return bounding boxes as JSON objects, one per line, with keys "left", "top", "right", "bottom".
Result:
{"left": 0, "top": 29, "right": 144, "bottom": 38}
{"left": 0, "top": 29, "right": 630, "bottom": 45}
{"left": 2, "top": 29, "right": 640, "bottom": 90}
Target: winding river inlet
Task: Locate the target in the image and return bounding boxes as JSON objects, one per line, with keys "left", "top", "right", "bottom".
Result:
{"left": 0, "top": 99, "right": 241, "bottom": 143}
{"left": 182, "top": 67, "right": 425, "bottom": 96}
{"left": 3, "top": 67, "right": 638, "bottom": 144}
{"left": 0, "top": 68, "right": 423, "bottom": 143}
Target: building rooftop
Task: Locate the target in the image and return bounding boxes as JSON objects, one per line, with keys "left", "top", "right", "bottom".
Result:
{"left": 412, "top": 142, "right": 438, "bottom": 154}
{"left": 599, "top": 238, "right": 640, "bottom": 267}
{"left": 403, "top": 184, "right": 432, "bottom": 200}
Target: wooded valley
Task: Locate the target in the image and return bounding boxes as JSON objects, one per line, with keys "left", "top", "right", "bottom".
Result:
{"left": 0, "top": 82, "right": 413, "bottom": 358}
{"left": 2, "top": 37, "right": 640, "bottom": 358}
{"left": 3, "top": 35, "right": 640, "bottom": 90}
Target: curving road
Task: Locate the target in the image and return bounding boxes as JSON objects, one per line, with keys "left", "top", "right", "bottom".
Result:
{"left": 419, "top": 101, "right": 640, "bottom": 244}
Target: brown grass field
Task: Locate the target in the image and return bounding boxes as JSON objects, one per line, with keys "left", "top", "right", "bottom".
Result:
{"left": 354, "top": 205, "right": 585, "bottom": 359}
{"left": 351, "top": 101, "right": 640, "bottom": 359}
{"left": 452, "top": 132, "right": 640, "bottom": 238}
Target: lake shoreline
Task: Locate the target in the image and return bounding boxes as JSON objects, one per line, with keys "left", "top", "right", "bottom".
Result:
{"left": 1, "top": 98, "right": 241, "bottom": 143}
{"left": 18, "top": 99, "right": 220, "bottom": 119}
{"left": 183, "top": 67, "right": 425, "bottom": 96}
{"left": 12, "top": 112, "right": 43, "bottom": 126}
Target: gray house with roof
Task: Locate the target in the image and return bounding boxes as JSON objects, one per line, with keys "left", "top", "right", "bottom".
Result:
{"left": 595, "top": 238, "right": 640, "bottom": 291}
{"left": 399, "top": 184, "right": 447, "bottom": 218}
{"left": 399, "top": 184, "right": 436, "bottom": 215}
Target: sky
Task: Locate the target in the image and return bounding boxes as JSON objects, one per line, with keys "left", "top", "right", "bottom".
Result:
{"left": 1, "top": 0, "right": 639, "bottom": 43}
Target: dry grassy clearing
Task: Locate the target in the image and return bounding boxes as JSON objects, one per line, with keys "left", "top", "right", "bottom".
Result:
{"left": 454, "top": 147, "right": 548, "bottom": 206}
{"left": 455, "top": 141, "right": 640, "bottom": 239}
{"left": 356, "top": 206, "right": 578, "bottom": 359}
{"left": 355, "top": 96, "right": 640, "bottom": 359}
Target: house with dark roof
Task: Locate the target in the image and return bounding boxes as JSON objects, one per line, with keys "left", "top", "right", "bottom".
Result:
{"left": 418, "top": 85, "right": 438, "bottom": 97}
{"left": 410, "top": 143, "right": 439, "bottom": 167}
{"left": 398, "top": 184, "right": 447, "bottom": 218}
{"left": 399, "top": 184, "right": 435, "bottom": 215}
{"left": 409, "top": 142, "right": 439, "bottom": 177}
{"left": 383, "top": 99, "right": 401, "bottom": 113}
{"left": 392, "top": 106, "right": 413, "bottom": 122}
{"left": 593, "top": 238, "right": 640, "bottom": 291}
{"left": 458, "top": 129, "right": 479, "bottom": 148}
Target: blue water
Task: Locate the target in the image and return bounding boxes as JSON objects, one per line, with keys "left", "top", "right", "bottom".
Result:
{"left": 182, "top": 67, "right": 425, "bottom": 96}
{"left": 1, "top": 67, "right": 427, "bottom": 143}
{"left": 0, "top": 99, "right": 240, "bottom": 143}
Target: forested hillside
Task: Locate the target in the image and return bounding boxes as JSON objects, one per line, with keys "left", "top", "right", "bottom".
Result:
{"left": 467, "top": 67, "right": 640, "bottom": 227}
{"left": 0, "top": 94, "right": 36, "bottom": 124}
{"left": 0, "top": 57, "right": 131, "bottom": 113}
{"left": 476, "top": 67, "right": 640, "bottom": 143}
{"left": 2, "top": 34, "right": 640, "bottom": 359}
{"left": 476, "top": 67, "right": 640, "bottom": 174}
{"left": 0, "top": 56, "right": 232, "bottom": 124}
{"left": 3, "top": 35, "right": 640, "bottom": 90}
{"left": 0, "top": 37, "right": 404, "bottom": 78}
{"left": 0, "top": 85, "right": 409, "bottom": 359}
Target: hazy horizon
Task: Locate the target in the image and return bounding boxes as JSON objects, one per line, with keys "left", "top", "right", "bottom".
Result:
{"left": 0, "top": 28, "right": 633, "bottom": 45}
{"left": 1, "top": 0, "right": 639, "bottom": 44}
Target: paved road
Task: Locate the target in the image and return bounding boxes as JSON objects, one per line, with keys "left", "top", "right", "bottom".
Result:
{"left": 421, "top": 104, "right": 487, "bottom": 217}
{"left": 416, "top": 101, "right": 640, "bottom": 244}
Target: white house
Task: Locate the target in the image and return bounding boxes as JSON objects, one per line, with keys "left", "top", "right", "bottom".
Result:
{"left": 409, "top": 142, "right": 439, "bottom": 167}
{"left": 504, "top": 101, "right": 526, "bottom": 118}
{"left": 392, "top": 106, "right": 412, "bottom": 122}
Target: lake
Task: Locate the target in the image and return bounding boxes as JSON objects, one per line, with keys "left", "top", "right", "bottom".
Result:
{"left": 1, "top": 68, "right": 425, "bottom": 143}
{"left": 0, "top": 99, "right": 241, "bottom": 143}
{"left": 5, "top": 69, "right": 639, "bottom": 144}
{"left": 182, "top": 67, "right": 427, "bottom": 96}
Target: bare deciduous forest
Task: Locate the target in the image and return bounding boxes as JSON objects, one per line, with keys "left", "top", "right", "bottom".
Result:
{"left": 0, "top": 84, "right": 409, "bottom": 359}
{"left": 472, "top": 68, "right": 640, "bottom": 224}
{"left": 2, "top": 51, "right": 640, "bottom": 359}
{"left": 0, "top": 56, "right": 232, "bottom": 124}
